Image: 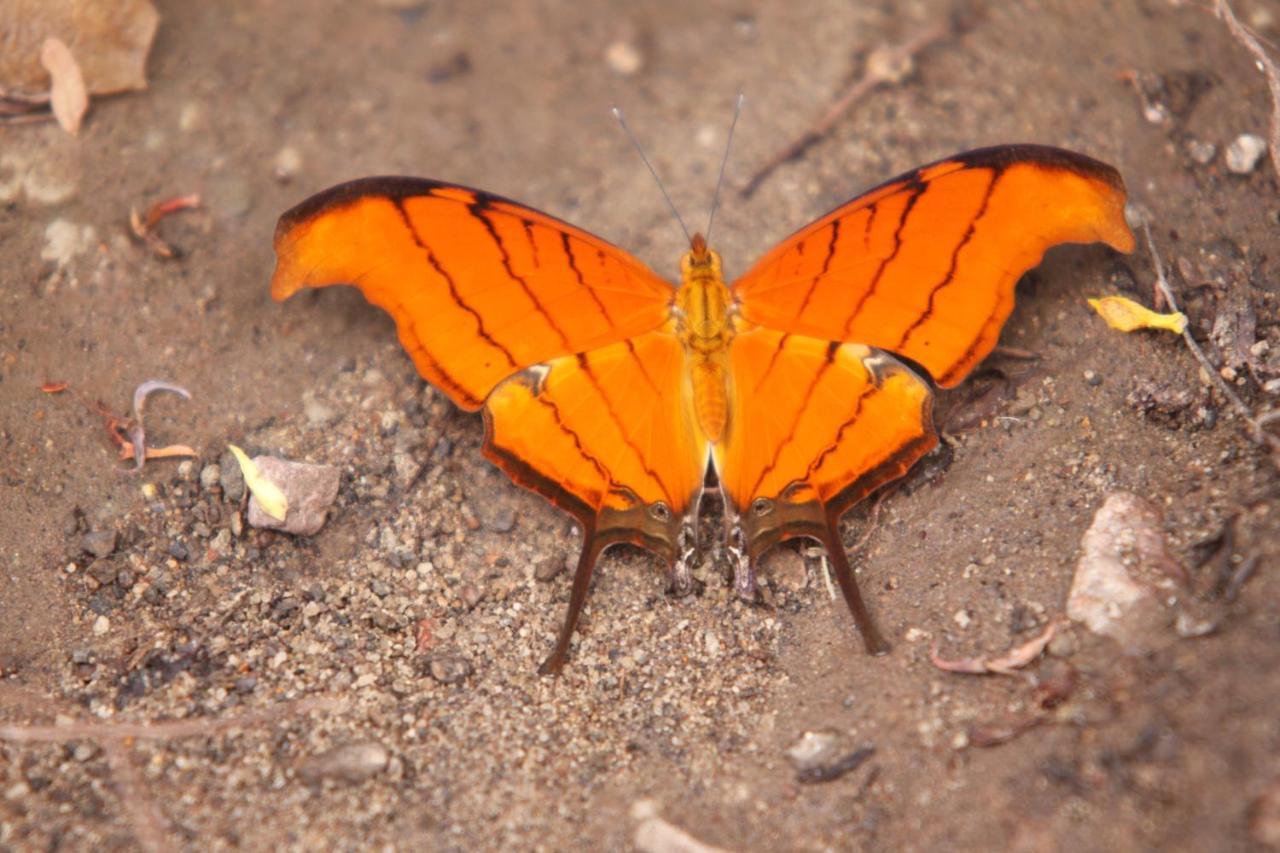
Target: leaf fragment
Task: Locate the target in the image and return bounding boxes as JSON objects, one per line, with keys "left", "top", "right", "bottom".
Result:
{"left": 40, "top": 38, "right": 88, "bottom": 135}
{"left": 228, "top": 444, "right": 289, "bottom": 521}
{"left": 1088, "top": 295, "right": 1188, "bottom": 334}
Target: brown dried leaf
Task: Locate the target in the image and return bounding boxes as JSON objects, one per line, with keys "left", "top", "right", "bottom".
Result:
{"left": 40, "top": 38, "right": 87, "bottom": 134}
{"left": 0, "top": 0, "right": 159, "bottom": 98}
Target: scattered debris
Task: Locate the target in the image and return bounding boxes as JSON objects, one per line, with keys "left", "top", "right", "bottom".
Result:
{"left": 39, "top": 38, "right": 87, "bottom": 135}
{"left": 740, "top": 20, "right": 951, "bottom": 198}
{"left": 967, "top": 714, "right": 1045, "bottom": 748}
{"left": 1088, "top": 294, "right": 1187, "bottom": 334}
{"left": 1135, "top": 219, "right": 1280, "bottom": 460}
{"left": 238, "top": 452, "right": 342, "bottom": 535}
{"left": 1125, "top": 383, "right": 1214, "bottom": 430}
{"left": 929, "top": 620, "right": 1059, "bottom": 676}
{"left": 41, "top": 218, "right": 97, "bottom": 268}
{"left": 42, "top": 378, "right": 195, "bottom": 469}
{"left": 1066, "top": 492, "right": 1185, "bottom": 652}
{"left": 1212, "top": 0, "right": 1280, "bottom": 176}
{"left": 297, "top": 741, "right": 390, "bottom": 785}
{"left": 129, "top": 193, "right": 201, "bottom": 258}
{"left": 1224, "top": 552, "right": 1261, "bottom": 603}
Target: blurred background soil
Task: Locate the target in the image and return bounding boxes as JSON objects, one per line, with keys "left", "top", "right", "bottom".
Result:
{"left": 1, "top": 1, "right": 1278, "bottom": 850}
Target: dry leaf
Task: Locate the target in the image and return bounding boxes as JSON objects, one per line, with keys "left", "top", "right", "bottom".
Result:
{"left": 1, "top": 0, "right": 159, "bottom": 98}
{"left": 1088, "top": 295, "right": 1188, "bottom": 334}
{"left": 40, "top": 37, "right": 87, "bottom": 134}
{"left": 228, "top": 444, "right": 289, "bottom": 521}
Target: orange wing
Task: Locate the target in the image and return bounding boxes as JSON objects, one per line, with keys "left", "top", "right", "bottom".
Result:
{"left": 484, "top": 326, "right": 706, "bottom": 525}
{"left": 483, "top": 326, "right": 706, "bottom": 673}
{"left": 732, "top": 145, "right": 1135, "bottom": 387}
{"left": 716, "top": 329, "right": 935, "bottom": 517}
{"left": 270, "top": 177, "right": 674, "bottom": 409}
{"left": 715, "top": 328, "right": 937, "bottom": 653}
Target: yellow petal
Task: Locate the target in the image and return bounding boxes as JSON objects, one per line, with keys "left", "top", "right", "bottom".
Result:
{"left": 1088, "top": 295, "right": 1187, "bottom": 334}
{"left": 228, "top": 444, "right": 289, "bottom": 521}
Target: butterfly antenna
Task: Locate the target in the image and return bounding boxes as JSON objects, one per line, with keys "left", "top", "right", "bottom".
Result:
{"left": 613, "top": 107, "right": 692, "bottom": 245}
{"left": 704, "top": 91, "right": 744, "bottom": 246}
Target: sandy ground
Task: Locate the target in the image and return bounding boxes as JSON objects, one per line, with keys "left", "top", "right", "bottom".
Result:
{"left": 2, "top": 1, "right": 1279, "bottom": 850}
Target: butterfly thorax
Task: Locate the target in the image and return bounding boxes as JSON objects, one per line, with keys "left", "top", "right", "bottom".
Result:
{"left": 676, "top": 234, "right": 734, "bottom": 444}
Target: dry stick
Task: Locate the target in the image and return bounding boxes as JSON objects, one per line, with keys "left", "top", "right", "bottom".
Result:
{"left": 104, "top": 740, "right": 171, "bottom": 853}
{"left": 0, "top": 696, "right": 345, "bottom": 743}
{"left": 1140, "top": 221, "right": 1280, "bottom": 455}
{"left": 1214, "top": 0, "right": 1280, "bottom": 176}
{"left": 740, "top": 22, "right": 950, "bottom": 199}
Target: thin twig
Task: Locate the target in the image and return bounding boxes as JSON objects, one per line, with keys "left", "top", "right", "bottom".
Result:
{"left": 0, "top": 696, "right": 345, "bottom": 743}
{"left": 104, "top": 740, "right": 171, "bottom": 853}
{"left": 1214, "top": 0, "right": 1280, "bottom": 176}
{"left": 740, "top": 22, "right": 950, "bottom": 198}
{"left": 1139, "top": 221, "right": 1280, "bottom": 456}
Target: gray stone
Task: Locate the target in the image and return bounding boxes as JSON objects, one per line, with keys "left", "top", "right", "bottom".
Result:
{"left": 426, "top": 654, "right": 473, "bottom": 684}
{"left": 245, "top": 456, "right": 340, "bottom": 536}
{"left": 1225, "top": 133, "right": 1266, "bottom": 174}
{"left": 1066, "top": 492, "right": 1185, "bottom": 653}
{"left": 81, "top": 530, "right": 117, "bottom": 559}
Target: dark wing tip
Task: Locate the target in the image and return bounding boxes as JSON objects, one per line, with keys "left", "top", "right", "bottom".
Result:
{"left": 947, "top": 143, "right": 1126, "bottom": 192}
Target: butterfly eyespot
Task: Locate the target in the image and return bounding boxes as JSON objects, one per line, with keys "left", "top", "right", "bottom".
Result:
{"left": 649, "top": 502, "right": 672, "bottom": 522}
{"left": 751, "top": 498, "right": 773, "bottom": 517}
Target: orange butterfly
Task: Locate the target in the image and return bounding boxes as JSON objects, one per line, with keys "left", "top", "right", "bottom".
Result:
{"left": 270, "top": 145, "right": 1134, "bottom": 673}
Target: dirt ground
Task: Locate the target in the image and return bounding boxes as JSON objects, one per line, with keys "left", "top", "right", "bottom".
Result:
{"left": 2, "top": 1, "right": 1279, "bottom": 850}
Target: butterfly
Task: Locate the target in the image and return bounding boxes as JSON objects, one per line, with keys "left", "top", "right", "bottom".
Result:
{"left": 270, "top": 144, "right": 1134, "bottom": 674}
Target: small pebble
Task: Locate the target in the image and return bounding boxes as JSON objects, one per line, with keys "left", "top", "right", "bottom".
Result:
{"left": 426, "top": 654, "right": 473, "bottom": 684}
{"left": 81, "top": 530, "right": 117, "bottom": 559}
{"left": 177, "top": 460, "right": 197, "bottom": 481}
{"left": 199, "top": 464, "right": 221, "bottom": 490}
{"left": 1185, "top": 138, "right": 1216, "bottom": 165}
{"left": 1225, "top": 133, "right": 1266, "bottom": 174}
{"left": 297, "top": 741, "right": 389, "bottom": 785}
{"left": 604, "top": 40, "right": 643, "bottom": 76}
{"left": 786, "top": 730, "right": 841, "bottom": 773}
{"left": 219, "top": 451, "right": 247, "bottom": 502}
{"left": 534, "top": 554, "right": 566, "bottom": 582}
{"left": 273, "top": 146, "right": 302, "bottom": 181}
{"left": 92, "top": 615, "right": 109, "bottom": 636}
{"left": 460, "top": 583, "right": 484, "bottom": 610}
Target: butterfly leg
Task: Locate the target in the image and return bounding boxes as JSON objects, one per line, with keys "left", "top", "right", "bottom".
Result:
{"left": 721, "top": 500, "right": 759, "bottom": 603}
{"left": 538, "top": 522, "right": 610, "bottom": 675}
{"left": 667, "top": 509, "right": 701, "bottom": 597}
{"left": 816, "top": 515, "right": 889, "bottom": 655}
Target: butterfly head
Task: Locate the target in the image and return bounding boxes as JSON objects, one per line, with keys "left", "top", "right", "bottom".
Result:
{"left": 680, "top": 233, "right": 723, "bottom": 285}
